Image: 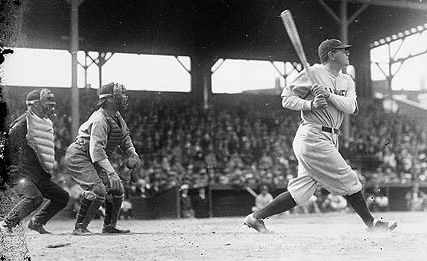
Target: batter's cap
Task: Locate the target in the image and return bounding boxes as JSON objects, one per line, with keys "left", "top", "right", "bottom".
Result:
{"left": 318, "top": 39, "right": 351, "bottom": 63}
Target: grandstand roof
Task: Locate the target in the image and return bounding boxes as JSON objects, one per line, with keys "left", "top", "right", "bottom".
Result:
{"left": 15, "top": 0, "right": 427, "bottom": 62}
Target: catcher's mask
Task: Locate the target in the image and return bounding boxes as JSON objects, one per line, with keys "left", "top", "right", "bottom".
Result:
{"left": 97, "top": 82, "right": 128, "bottom": 113}
{"left": 26, "top": 89, "right": 56, "bottom": 119}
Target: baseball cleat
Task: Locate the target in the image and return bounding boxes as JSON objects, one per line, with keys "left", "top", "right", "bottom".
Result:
{"left": 244, "top": 213, "right": 272, "bottom": 233}
{"left": 368, "top": 219, "right": 398, "bottom": 232}
{"left": 28, "top": 219, "right": 51, "bottom": 234}
{"left": 72, "top": 223, "right": 93, "bottom": 236}
{"left": 102, "top": 225, "right": 130, "bottom": 234}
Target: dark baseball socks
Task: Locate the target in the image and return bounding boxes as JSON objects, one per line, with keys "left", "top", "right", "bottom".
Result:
{"left": 76, "top": 198, "right": 91, "bottom": 225}
{"left": 345, "top": 191, "right": 374, "bottom": 227}
{"left": 253, "top": 191, "right": 297, "bottom": 219}
{"left": 76, "top": 197, "right": 103, "bottom": 228}
{"left": 104, "top": 195, "right": 123, "bottom": 228}
{"left": 253, "top": 190, "right": 375, "bottom": 227}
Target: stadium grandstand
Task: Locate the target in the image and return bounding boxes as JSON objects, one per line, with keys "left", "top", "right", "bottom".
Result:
{"left": 1, "top": 0, "right": 427, "bottom": 260}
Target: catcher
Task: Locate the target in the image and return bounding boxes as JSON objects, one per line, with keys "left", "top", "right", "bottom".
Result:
{"left": 65, "top": 82, "right": 140, "bottom": 235}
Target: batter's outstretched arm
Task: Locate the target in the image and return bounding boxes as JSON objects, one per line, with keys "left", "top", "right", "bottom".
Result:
{"left": 327, "top": 78, "right": 359, "bottom": 115}
{"left": 281, "top": 71, "right": 313, "bottom": 111}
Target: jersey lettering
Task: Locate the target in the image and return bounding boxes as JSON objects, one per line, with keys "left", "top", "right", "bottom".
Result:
{"left": 327, "top": 88, "right": 346, "bottom": 96}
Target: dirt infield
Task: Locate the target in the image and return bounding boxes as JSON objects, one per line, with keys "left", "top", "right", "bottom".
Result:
{"left": 20, "top": 212, "right": 427, "bottom": 260}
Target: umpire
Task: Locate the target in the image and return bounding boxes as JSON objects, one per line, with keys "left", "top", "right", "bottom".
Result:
{"left": 0, "top": 89, "right": 69, "bottom": 234}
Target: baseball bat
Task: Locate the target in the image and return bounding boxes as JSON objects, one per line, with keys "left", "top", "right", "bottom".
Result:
{"left": 245, "top": 187, "right": 258, "bottom": 198}
{"left": 280, "top": 10, "right": 314, "bottom": 84}
{"left": 46, "top": 242, "right": 72, "bottom": 248}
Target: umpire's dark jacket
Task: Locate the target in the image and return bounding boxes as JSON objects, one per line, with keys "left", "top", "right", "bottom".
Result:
{"left": 8, "top": 113, "right": 52, "bottom": 183}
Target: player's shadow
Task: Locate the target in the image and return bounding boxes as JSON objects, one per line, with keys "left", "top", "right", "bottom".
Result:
{"left": 51, "top": 231, "right": 250, "bottom": 236}
{"left": 52, "top": 232, "right": 148, "bottom": 236}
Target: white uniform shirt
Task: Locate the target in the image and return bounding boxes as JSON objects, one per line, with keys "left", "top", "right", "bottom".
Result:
{"left": 281, "top": 64, "right": 358, "bottom": 129}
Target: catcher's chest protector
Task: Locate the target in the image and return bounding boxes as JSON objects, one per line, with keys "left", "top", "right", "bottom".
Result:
{"left": 26, "top": 111, "right": 55, "bottom": 173}
{"left": 104, "top": 114, "right": 126, "bottom": 157}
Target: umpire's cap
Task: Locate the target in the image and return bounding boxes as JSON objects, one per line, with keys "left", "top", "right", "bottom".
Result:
{"left": 318, "top": 39, "right": 351, "bottom": 63}
{"left": 26, "top": 89, "right": 56, "bottom": 106}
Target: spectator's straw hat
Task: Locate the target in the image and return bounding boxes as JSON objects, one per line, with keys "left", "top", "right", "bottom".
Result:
{"left": 245, "top": 173, "right": 254, "bottom": 179}
{"left": 194, "top": 183, "right": 207, "bottom": 189}
{"left": 180, "top": 184, "right": 190, "bottom": 190}
{"left": 168, "top": 171, "right": 178, "bottom": 177}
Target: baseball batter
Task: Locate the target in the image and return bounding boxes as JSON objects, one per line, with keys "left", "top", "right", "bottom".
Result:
{"left": 244, "top": 39, "right": 397, "bottom": 233}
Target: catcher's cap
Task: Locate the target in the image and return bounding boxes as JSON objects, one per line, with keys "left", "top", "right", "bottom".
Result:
{"left": 97, "top": 82, "right": 115, "bottom": 106}
{"left": 318, "top": 39, "right": 351, "bottom": 63}
{"left": 26, "top": 89, "right": 56, "bottom": 106}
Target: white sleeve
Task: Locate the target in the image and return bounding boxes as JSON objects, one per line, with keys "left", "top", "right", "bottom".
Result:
{"left": 328, "top": 77, "right": 359, "bottom": 115}
{"left": 281, "top": 88, "right": 312, "bottom": 111}
{"left": 98, "top": 159, "right": 115, "bottom": 174}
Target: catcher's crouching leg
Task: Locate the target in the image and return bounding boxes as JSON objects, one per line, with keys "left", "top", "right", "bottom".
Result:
{"left": 102, "top": 182, "right": 129, "bottom": 234}
{"left": 73, "top": 182, "right": 106, "bottom": 235}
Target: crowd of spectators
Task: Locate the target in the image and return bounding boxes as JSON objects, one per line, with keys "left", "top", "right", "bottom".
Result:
{"left": 123, "top": 98, "right": 427, "bottom": 193}
{"left": 346, "top": 100, "right": 427, "bottom": 184}
{"left": 125, "top": 100, "right": 301, "bottom": 193}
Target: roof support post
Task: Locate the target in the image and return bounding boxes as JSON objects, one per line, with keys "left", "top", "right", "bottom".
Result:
{"left": 66, "top": 0, "right": 84, "bottom": 139}
{"left": 192, "top": 55, "right": 215, "bottom": 110}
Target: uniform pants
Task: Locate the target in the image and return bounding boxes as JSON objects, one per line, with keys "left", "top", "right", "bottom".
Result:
{"left": 5, "top": 176, "right": 69, "bottom": 227}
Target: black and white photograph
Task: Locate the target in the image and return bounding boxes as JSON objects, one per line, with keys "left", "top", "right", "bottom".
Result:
{"left": 1, "top": 0, "right": 427, "bottom": 260}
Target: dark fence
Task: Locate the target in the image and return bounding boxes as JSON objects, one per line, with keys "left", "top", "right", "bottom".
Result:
{"left": 53, "top": 183, "right": 427, "bottom": 221}
{"left": 131, "top": 186, "right": 180, "bottom": 219}
{"left": 128, "top": 183, "right": 427, "bottom": 219}
{"left": 376, "top": 183, "right": 427, "bottom": 211}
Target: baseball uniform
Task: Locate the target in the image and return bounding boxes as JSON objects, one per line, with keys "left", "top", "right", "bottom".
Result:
{"left": 281, "top": 63, "right": 362, "bottom": 205}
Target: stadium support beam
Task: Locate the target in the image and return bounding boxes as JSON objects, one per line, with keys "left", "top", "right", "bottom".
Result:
{"left": 77, "top": 51, "right": 95, "bottom": 88}
{"left": 331, "top": 0, "right": 427, "bottom": 11}
{"left": 340, "top": 0, "right": 350, "bottom": 143}
{"left": 317, "top": 0, "right": 369, "bottom": 41}
{"left": 87, "top": 52, "right": 115, "bottom": 89}
{"left": 373, "top": 41, "right": 427, "bottom": 100}
{"left": 191, "top": 55, "right": 215, "bottom": 110}
{"left": 318, "top": 0, "right": 341, "bottom": 23}
{"left": 175, "top": 56, "right": 191, "bottom": 74}
{"left": 66, "top": 0, "right": 84, "bottom": 140}
{"left": 348, "top": 3, "right": 369, "bottom": 24}
{"left": 211, "top": 59, "right": 225, "bottom": 74}
{"left": 270, "top": 61, "right": 302, "bottom": 88}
